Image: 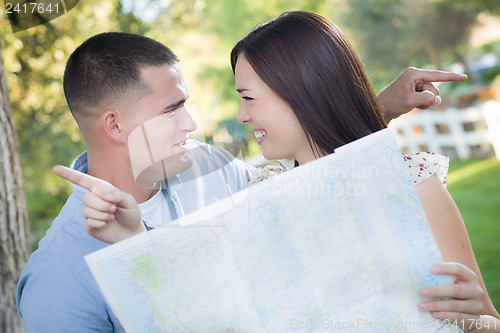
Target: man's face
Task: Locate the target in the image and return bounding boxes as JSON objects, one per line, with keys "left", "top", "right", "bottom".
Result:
{"left": 123, "top": 63, "right": 198, "bottom": 188}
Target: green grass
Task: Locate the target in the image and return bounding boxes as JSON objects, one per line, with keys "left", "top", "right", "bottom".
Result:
{"left": 447, "top": 158, "right": 500, "bottom": 311}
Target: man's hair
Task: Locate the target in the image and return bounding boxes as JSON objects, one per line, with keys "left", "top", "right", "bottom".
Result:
{"left": 231, "top": 11, "right": 386, "bottom": 162}
{"left": 63, "top": 32, "right": 178, "bottom": 124}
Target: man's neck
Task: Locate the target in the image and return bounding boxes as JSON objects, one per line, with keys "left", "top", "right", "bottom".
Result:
{"left": 86, "top": 149, "right": 159, "bottom": 204}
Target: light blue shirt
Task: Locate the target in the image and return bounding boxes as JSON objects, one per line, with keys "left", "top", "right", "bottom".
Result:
{"left": 17, "top": 140, "right": 255, "bottom": 332}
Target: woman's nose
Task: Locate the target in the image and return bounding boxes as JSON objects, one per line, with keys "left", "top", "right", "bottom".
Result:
{"left": 237, "top": 105, "right": 251, "bottom": 124}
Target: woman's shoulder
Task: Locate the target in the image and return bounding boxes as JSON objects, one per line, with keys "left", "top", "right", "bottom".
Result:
{"left": 248, "top": 162, "right": 287, "bottom": 185}
{"left": 403, "top": 152, "right": 449, "bottom": 186}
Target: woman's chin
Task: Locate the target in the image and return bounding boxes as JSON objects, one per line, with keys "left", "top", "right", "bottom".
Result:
{"left": 262, "top": 149, "right": 287, "bottom": 161}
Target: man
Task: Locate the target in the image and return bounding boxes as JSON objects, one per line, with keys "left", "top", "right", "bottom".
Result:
{"left": 16, "top": 32, "right": 467, "bottom": 332}
{"left": 16, "top": 32, "right": 254, "bottom": 332}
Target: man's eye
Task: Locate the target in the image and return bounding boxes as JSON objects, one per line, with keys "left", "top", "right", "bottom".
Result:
{"left": 165, "top": 108, "right": 179, "bottom": 115}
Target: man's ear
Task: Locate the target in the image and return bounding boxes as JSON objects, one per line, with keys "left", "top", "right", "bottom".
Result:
{"left": 102, "top": 110, "right": 126, "bottom": 144}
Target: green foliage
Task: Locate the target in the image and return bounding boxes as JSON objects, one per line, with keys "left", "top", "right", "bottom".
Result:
{"left": 481, "top": 66, "right": 500, "bottom": 84}
{"left": 339, "top": 0, "right": 500, "bottom": 88}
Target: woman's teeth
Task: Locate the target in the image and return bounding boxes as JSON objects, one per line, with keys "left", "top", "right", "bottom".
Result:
{"left": 255, "top": 130, "right": 267, "bottom": 139}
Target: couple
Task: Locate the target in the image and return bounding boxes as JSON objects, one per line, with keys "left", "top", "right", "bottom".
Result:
{"left": 18, "top": 11, "right": 499, "bottom": 332}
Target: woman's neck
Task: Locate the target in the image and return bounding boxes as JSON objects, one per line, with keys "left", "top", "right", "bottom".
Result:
{"left": 295, "top": 146, "right": 325, "bottom": 166}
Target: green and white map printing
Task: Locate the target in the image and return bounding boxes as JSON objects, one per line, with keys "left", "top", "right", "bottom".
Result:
{"left": 86, "top": 129, "right": 461, "bottom": 333}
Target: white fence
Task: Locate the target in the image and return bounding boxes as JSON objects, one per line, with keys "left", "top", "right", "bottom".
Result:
{"left": 388, "top": 100, "right": 500, "bottom": 159}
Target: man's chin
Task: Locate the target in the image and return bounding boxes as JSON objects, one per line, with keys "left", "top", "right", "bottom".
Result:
{"left": 134, "top": 152, "right": 193, "bottom": 189}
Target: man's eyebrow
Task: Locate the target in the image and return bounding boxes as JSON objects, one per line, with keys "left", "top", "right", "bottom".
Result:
{"left": 166, "top": 95, "right": 188, "bottom": 110}
{"left": 236, "top": 89, "right": 248, "bottom": 93}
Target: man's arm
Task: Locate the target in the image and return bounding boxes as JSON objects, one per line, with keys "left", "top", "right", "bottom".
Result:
{"left": 53, "top": 165, "right": 145, "bottom": 243}
{"left": 378, "top": 67, "right": 467, "bottom": 122}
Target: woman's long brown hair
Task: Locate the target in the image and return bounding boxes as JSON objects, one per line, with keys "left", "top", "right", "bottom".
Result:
{"left": 231, "top": 11, "right": 387, "bottom": 163}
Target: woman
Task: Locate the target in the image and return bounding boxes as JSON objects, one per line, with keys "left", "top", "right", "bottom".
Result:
{"left": 230, "top": 11, "right": 499, "bottom": 332}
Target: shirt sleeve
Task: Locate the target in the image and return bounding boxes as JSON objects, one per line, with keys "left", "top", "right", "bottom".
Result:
{"left": 17, "top": 253, "right": 118, "bottom": 333}
{"left": 403, "top": 152, "right": 449, "bottom": 186}
{"left": 248, "top": 164, "right": 286, "bottom": 186}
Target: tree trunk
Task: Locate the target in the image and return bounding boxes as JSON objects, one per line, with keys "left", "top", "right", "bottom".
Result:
{"left": 0, "top": 40, "right": 31, "bottom": 333}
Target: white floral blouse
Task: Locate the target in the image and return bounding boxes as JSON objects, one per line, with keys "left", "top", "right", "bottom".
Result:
{"left": 248, "top": 152, "right": 449, "bottom": 186}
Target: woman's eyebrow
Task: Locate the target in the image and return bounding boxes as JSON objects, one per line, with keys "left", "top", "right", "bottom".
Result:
{"left": 236, "top": 88, "right": 249, "bottom": 93}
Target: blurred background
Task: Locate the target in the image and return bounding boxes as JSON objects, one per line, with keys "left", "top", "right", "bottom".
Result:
{"left": 1, "top": 0, "right": 499, "bottom": 310}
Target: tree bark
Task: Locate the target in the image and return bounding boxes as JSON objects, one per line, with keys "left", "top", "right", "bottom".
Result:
{"left": 0, "top": 40, "right": 30, "bottom": 333}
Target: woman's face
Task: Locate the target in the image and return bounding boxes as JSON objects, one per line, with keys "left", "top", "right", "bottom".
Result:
{"left": 234, "top": 54, "right": 316, "bottom": 164}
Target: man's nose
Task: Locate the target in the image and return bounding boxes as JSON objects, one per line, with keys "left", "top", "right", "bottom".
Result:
{"left": 180, "top": 107, "right": 198, "bottom": 132}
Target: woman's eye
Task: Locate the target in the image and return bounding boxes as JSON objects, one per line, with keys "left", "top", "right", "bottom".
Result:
{"left": 242, "top": 96, "right": 254, "bottom": 101}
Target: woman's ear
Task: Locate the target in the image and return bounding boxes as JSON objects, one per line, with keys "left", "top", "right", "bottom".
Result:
{"left": 102, "top": 110, "right": 126, "bottom": 144}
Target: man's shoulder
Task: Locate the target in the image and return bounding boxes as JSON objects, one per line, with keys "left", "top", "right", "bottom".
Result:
{"left": 17, "top": 192, "right": 115, "bottom": 331}
{"left": 21, "top": 152, "right": 93, "bottom": 284}
{"left": 34, "top": 192, "right": 97, "bottom": 253}
{"left": 17, "top": 151, "right": 120, "bottom": 332}
{"left": 21, "top": 192, "right": 108, "bottom": 287}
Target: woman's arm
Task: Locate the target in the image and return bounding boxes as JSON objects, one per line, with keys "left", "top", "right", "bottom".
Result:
{"left": 416, "top": 174, "right": 500, "bottom": 331}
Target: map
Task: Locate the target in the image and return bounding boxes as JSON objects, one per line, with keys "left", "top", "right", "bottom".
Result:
{"left": 85, "top": 129, "right": 461, "bottom": 332}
